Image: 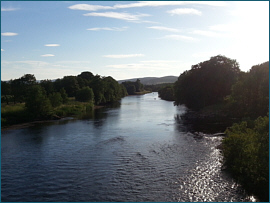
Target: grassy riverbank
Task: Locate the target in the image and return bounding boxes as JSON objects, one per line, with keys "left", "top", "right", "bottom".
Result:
{"left": 133, "top": 90, "right": 152, "bottom": 95}
{"left": 1, "top": 98, "right": 95, "bottom": 129}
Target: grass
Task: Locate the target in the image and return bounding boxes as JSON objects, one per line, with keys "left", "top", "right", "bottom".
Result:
{"left": 1, "top": 103, "right": 32, "bottom": 126}
{"left": 1, "top": 98, "right": 94, "bottom": 128}
{"left": 133, "top": 90, "right": 152, "bottom": 95}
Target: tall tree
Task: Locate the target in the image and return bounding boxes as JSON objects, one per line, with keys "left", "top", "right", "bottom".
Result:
{"left": 174, "top": 55, "right": 240, "bottom": 110}
{"left": 75, "top": 87, "right": 94, "bottom": 102}
{"left": 1, "top": 81, "right": 11, "bottom": 104}
{"left": 226, "top": 61, "right": 269, "bottom": 118}
{"left": 25, "top": 85, "right": 52, "bottom": 119}
{"left": 61, "top": 76, "right": 80, "bottom": 97}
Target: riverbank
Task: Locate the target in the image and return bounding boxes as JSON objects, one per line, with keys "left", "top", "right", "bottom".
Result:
{"left": 1, "top": 101, "right": 106, "bottom": 131}
{"left": 133, "top": 90, "right": 152, "bottom": 95}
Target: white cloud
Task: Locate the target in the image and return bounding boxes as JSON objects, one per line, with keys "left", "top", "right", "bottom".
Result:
{"left": 106, "top": 60, "right": 178, "bottom": 72}
{"left": 44, "top": 44, "right": 60, "bottom": 47}
{"left": 167, "top": 8, "right": 202, "bottom": 16}
{"left": 1, "top": 60, "right": 93, "bottom": 80}
{"left": 106, "top": 63, "right": 166, "bottom": 70}
{"left": 162, "top": 34, "right": 197, "bottom": 41}
{"left": 191, "top": 30, "right": 220, "bottom": 37}
{"left": 68, "top": 4, "right": 113, "bottom": 11}
{"left": 68, "top": 1, "right": 226, "bottom": 12}
{"left": 147, "top": 26, "right": 180, "bottom": 32}
{"left": 1, "top": 32, "right": 18, "bottom": 36}
{"left": 87, "top": 27, "right": 128, "bottom": 31}
{"left": 1, "top": 7, "right": 19, "bottom": 11}
{"left": 41, "top": 54, "right": 55, "bottom": 57}
{"left": 103, "top": 54, "right": 145, "bottom": 58}
{"left": 1, "top": 49, "right": 4, "bottom": 51}
{"left": 83, "top": 12, "right": 150, "bottom": 21}
{"left": 114, "top": 1, "right": 226, "bottom": 9}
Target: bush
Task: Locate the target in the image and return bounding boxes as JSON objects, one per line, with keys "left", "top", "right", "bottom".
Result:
{"left": 222, "top": 116, "right": 269, "bottom": 201}
{"left": 75, "top": 87, "right": 94, "bottom": 102}
{"left": 1, "top": 103, "right": 32, "bottom": 126}
{"left": 25, "top": 85, "right": 52, "bottom": 119}
{"left": 49, "top": 92, "right": 63, "bottom": 107}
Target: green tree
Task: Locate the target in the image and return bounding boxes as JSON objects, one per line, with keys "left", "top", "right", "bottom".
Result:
{"left": 60, "top": 88, "right": 68, "bottom": 104}
{"left": 223, "top": 116, "right": 269, "bottom": 201}
{"left": 75, "top": 87, "right": 94, "bottom": 102}
{"left": 127, "top": 85, "right": 136, "bottom": 95}
{"left": 61, "top": 76, "right": 80, "bottom": 97}
{"left": 158, "top": 85, "right": 174, "bottom": 101}
{"left": 40, "top": 79, "right": 55, "bottom": 95}
{"left": 226, "top": 61, "right": 269, "bottom": 118}
{"left": 49, "top": 92, "right": 63, "bottom": 107}
{"left": 174, "top": 55, "right": 240, "bottom": 110}
{"left": 135, "top": 79, "right": 143, "bottom": 92}
{"left": 1, "top": 81, "right": 11, "bottom": 104}
{"left": 10, "top": 74, "right": 37, "bottom": 103}
{"left": 77, "top": 71, "right": 94, "bottom": 81}
{"left": 25, "top": 85, "right": 52, "bottom": 119}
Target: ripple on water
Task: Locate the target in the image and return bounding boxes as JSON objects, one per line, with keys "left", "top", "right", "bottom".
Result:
{"left": 1, "top": 93, "right": 254, "bottom": 202}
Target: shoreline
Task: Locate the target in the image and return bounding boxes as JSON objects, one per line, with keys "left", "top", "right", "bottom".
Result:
{"left": 1, "top": 105, "right": 105, "bottom": 132}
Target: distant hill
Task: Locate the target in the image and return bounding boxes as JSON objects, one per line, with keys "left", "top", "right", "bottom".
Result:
{"left": 118, "top": 76, "right": 178, "bottom": 85}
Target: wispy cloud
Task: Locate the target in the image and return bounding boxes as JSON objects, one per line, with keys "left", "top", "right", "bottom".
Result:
{"left": 114, "top": 1, "right": 226, "bottom": 9}
{"left": 1, "top": 7, "right": 19, "bottom": 11}
{"left": 41, "top": 54, "right": 55, "bottom": 57}
{"left": 106, "top": 60, "right": 176, "bottom": 71}
{"left": 106, "top": 63, "right": 166, "bottom": 70}
{"left": 162, "top": 34, "right": 197, "bottom": 41}
{"left": 167, "top": 8, "right": 202, "bottom": 16}
{"left": 103, "top": 54, "right": 145, "bottom": 59}
{"left": 1, "top": 32, "right": 18, "bottom": 36}
{"left": 147, "top": 26, "right": 180, "bottom": 32}
{"left": 44, "top": 44, "right": 60, "bottom": 47}
{"left": 87, "top": 27, "right": 128, "bottom": 31}
{"left": 68, "top": 4, "right": 113, "bottom": 11}
{"left": 68, "top": 1, "right": 226, "bottom": 12}
{"left": 83, "top": 12, "right": 150, "bottom": 22}
{"left": 1, "top": 60, "right": 84, "bottom": 80}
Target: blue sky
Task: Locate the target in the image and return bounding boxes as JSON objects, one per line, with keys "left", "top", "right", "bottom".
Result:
{"left": 1, "top": 1, "right": 269, "bottom": 81}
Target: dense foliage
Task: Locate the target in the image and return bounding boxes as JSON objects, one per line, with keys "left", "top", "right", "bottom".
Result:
{"left": 174, "top": 55, "right": 240, "bottom": 110}
{"left": 222, "top": 116, "right": 269, "bottom": 201}
{"left": 1, "top": 71, "right": 126, "bottom": 125}
{"left": 225, "top": 61, "right": 269, "bottom": 119}
{"left": 158, "top": 85, "right": 174, "bottom": 101}
{"left": 144, "top": 83, "right": 174, "bottom": 92}
{"left": 75, "top": 87, "right": 94, "bottom": 102}
{"left": 172, "top": 55, "right": 269, "bottom": 201}
{"left": 121, "top": 79, "right": 144, "bottom": 95}
{"left": 25, "top": 85, "right": 53, "bottom": 119}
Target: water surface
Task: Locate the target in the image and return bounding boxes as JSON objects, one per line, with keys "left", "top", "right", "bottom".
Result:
{"left": 1, "top": 92, "right": 250, "bottom": 201}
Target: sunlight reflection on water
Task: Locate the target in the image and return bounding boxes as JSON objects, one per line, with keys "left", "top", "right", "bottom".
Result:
{"left": 1, "top": 93, "right": 254, "bottom": 202}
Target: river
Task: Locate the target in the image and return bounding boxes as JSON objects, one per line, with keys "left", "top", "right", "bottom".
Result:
{"left": 1, "top": 92, "right": 254, "bottom": 202}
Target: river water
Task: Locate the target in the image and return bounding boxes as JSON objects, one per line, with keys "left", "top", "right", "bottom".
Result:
{"left": 1, "top": 92, "right": 253, "bottom": 202}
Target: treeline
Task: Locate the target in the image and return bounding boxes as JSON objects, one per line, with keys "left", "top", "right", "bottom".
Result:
{"left": 144, "top": 83, "right": 173, "bottom": 92}
{"left": 160, "top": 55, "right": 268, "bottom": 201}
{"left": 1, "top": 71, "right": 127, "bottom": 126}
{"left": 159, "top": 55, "right": 269, "bottom": 120}
{"left": 121, "top": 79, "right": 144, "bottom": 95}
